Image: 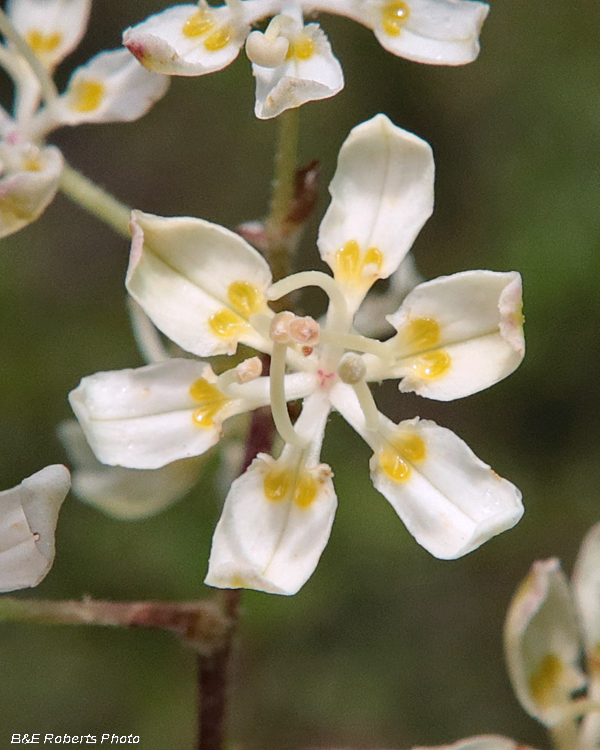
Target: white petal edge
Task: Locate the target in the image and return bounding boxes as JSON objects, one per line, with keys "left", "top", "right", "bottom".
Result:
{"left": 58, "top": 420, "right": 204, "bottom": 520}
{"left": 0, "top": 465, "right": 70, "bottom": 592}
{"left": 504, "top": 558, "right": 586, "bottom": 727}
{"left": 0, "top": 141, "right": 63, "bottom": 238}
{"left": 317, "top": 114, "right": 434, "bottom": 287}
{"left": 7, "top": 0, "right": 91, "bottom": 67}
{"left": 122, "top": 3, "right": 247, "bottom": 77}
{"left": 369, "top": 417, "right": 523, "bottom": 559}
{"left": 374, "top": 270, "right": 525, "bottom": 401}
{"left": 69, "top": 359, "right": 313, "bottom": 469}
{"left": 126, "top": 211, "right": 273, "bottom": 357}
{"left": 55, "top": 49, "right": 170, "bottom": 126}
{"left": 330, "top": 383, "right": 522, "bottom": 558}
{"left": 205, "top": 452, "right": 337, "bottom": 595}
{"left": 253, "top": 23, "right": 344, "bottom": 119}
{"left": 373, "top": 0, "right": 490, "bottom": 66}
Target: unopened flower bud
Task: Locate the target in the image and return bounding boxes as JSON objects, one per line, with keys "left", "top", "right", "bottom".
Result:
{"left": 337, "top": 352, "right": 367, "bottom": 384}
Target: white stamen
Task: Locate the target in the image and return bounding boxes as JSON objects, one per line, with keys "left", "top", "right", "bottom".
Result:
{"left": 319, "top": 328, "right": 391, "bottom": 360}
{"left": 337, "top": 352, "right": 366, "bottom": 384}
{"left": 270, "top": 342, "right": 309, "bottom": 447}
{"left": 352, "top": 379, "right": 380, "bottom": 432}
{"left": 267, "top": 271, "right": 349, "bottom": 331}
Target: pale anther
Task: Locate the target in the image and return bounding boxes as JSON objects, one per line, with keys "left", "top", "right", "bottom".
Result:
{"left": 269, "top": 311, "right": 295, "bottom": 344}
{"left": 246, "top": 28, "right": 289, "bottom": 68}
{"left": 288, "top": 316, "right": 320, "bottom": 347}
{"left": 337, "top": 352, "right": 367, "bottom": 385}
{"left": 236, "top": 356, "right": 263, "bottom": 384}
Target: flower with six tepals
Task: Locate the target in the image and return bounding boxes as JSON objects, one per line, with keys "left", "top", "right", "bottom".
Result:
{"left": 70, "top": 114, "right": 525, "bottom": 596}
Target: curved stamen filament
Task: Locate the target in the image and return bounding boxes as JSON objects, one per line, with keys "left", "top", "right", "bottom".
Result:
{"left": 270, "top": 342, "right": 309, "bottom": 447}
{"left": 267, "top": 271, "right": 348, "bottom": 330}
{"left": 352, "top": 379, "right": 380, "bottom": 432}
{"left": 319, "top": 328, "right": 392, "bottom": 360}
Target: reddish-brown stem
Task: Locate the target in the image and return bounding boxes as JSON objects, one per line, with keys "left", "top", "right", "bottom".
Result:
{"left": 197, "top": 404, "right": 275, "bottom": 750}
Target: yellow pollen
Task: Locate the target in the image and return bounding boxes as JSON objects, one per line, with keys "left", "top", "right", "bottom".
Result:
{"left": 528, "top": 654, "right": 563, "bottom": 707}
{"left": 189, "top": 377, "right": 230, "bottom": 429}
{"left": 287, "top": 34, "right": 315, "bottom": 61}
{"left": 263, "top": 467, "right": 319, "bottom": 508}
{"left": 335, "top": 240, "right": 384, "bottom": 287}
{"left": 410, "top": 350, "right": 451, "bottom": 380}
{"left": 204, "top": 26, "right": 232, "bottom": 51}
{"left": 227, "top": 280, "right": 262, "bottom": 317}
{"left": 230, "top": 574, "right": 247, "bottom": 588}
{"left": 70, "top": 80, "right": 105, "bottom": 113}
{"left": 402, "top": 317, "right": 441, "bottom": 351}
{"left": 182, "top": 9, "right": 215, "bottom": 37}
{"left": 26, "top": 29, "right": 62, "bottom": 55}
{"left": 381, "top": 0, "right": 410, "bottom": 36}
{"left": 208, "top": 308, "right": 247, "bottom": 338}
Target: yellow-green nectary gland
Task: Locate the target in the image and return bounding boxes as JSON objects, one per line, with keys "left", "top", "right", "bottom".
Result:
{"left": 189, "top": 377, "right": 230, "bottom": 428}
{"left": 410, "top": 350, "right": 451, "bottom": 380}
{"left": 378, "top": 431, "right": 426, "bottom": 482}
{"left": 70, "top": 79, "right": 105, "bottom": 113}
{"left": 381, "top": 0, "right": 410, "bottom": 36}
{"left": 181, "top": 9, "right": 232, "bottom": 51}
{"left": 402, "top": 317, "right": 441, "bottom": 351}
{"left": 528, "top": 654, "right": 564, "bottom": 707}
{"left": 26, "top": 29, "right": 63, "bottom": 54}
{"left": 286, "top": 34, "right": 315, "bottom": 61}
{"left": 264, "top": 466, "right": 319, "bottom": 509}
{"left": 227, "top": 280, "right": 263, "bottom": 316}
{"left": 335, "top": 240, "right": 384, "bottom": 285}
{"left": 208, "top": 281, "right": 263, "bottom": 339}
{"left": 182, "top": 9, "right": 215, "bottom": 37}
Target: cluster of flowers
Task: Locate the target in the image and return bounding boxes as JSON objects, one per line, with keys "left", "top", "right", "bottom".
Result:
{"left": 0, "top": 0, "right": 530, "bottom": 603}
{"left": 0, "top": 0, "right": 169, "bottom": 238}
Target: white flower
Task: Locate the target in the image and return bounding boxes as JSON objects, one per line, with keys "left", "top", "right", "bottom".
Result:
{"left": 0, "top": 0, "right": 169, "bottom": 236}
{"left": 504, "top": 521, "right": 600, "bottom": 744}
{"left": 123, "top": 0, "right": 489, "bottom": 119}
{"left": 0, "top": 126, "right": 63, "bottom": 238}
{"left": 7, "top": 0, "right": 91, "bottom": 70}
{"left": 0, "top": 465, "right": 70, "bottom": 592}
{"left": 70, "top": 114, "right": 524, "bottom": 595}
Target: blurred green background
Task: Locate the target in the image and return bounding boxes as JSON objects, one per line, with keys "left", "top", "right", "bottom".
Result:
{"left": 2, "top": 0, "right": 600, "bottom": 747}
